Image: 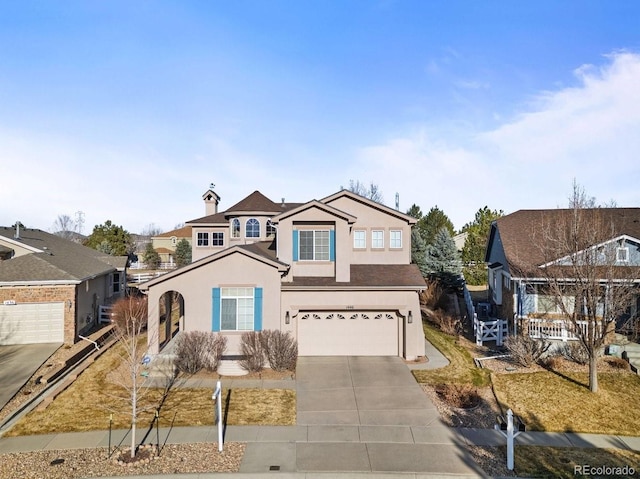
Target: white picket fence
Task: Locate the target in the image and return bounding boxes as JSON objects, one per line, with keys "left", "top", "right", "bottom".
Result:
{"left": 474, "top": 316, "right": 508, "bottom": 346}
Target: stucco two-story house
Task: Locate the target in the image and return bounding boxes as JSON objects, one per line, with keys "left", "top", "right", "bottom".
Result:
{"left": 484, "top": 208, "right": 640, "bottom": 340}
{"left": 141, "top": 187, "right": 427, "bottom": 360}
{"left": 0, "top": 225, "right": 127, "bottom": 345}
{"left": 150, "top": 225, "right": 192, "bottom": 266}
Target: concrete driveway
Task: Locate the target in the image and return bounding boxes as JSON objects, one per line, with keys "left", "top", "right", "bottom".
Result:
{"left": 296, "top": 356, "right": 440, "bottom": 426}
{"left": 0, "top": 343, "right": 61, "bottom": 411}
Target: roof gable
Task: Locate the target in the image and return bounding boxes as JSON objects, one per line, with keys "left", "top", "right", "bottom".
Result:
{"left": 271, "top": 200, "right": 357, "bottom": 224}
{"left": 140, "top": 240, "right": 288, "bottom": 289}
{"left": 321, "top": 190, "right": 417, "bottom": 224}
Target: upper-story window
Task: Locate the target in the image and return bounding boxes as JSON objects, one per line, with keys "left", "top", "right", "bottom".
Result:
{"left": 390, "top": 230, "right": 402, "bottom": 249}
{"left": 617, "top": 247, "right": 629, "bottom": 262}
{"left": 197, "top": 232, "right": 209, "bottom": 246}
{"left": 212, "top": 232, "right": 224, "bottom": 246}
{"left": 246, "top": 218, "right": 260, "bottom": 238}
{"left": 372, "top": 230, "right": 384, "bottom": 249}
{"left": 354, "top": 230, "right": 366, "bottom": 249}
{"left": 266, "top": 219, "right": 276, "bottom": 237}
{"left": 300, "top": 230, "right": 330, "bottom": 261}
{"left": 231, "top": 218, "right": 240, "bottom": 238}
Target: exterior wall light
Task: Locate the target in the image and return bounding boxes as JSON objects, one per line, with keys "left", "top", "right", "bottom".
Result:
{"left": 285, "top": 311, "right": 290, "bottom": 324}
{"left": 408, "top": 311, "right": 413, "bottom": 323}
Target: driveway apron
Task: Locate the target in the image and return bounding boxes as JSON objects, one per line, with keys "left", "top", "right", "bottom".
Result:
{"left": 273, "top": 355, "right": 485, "bottom": 476}
{"left": 0, "top": 343, "right": 61, "bottom": 411}
{"left": 296, "top": 356, "right": 440, "bottom": 426}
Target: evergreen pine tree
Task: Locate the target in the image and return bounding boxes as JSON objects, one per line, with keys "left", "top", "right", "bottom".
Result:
{"left": 424, "top": 227, "right": 462, "bottom": 289}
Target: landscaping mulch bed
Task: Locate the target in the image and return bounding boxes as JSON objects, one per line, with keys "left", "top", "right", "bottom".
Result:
{"left": 0, "top": 442, "right": 244, "bottom": 479}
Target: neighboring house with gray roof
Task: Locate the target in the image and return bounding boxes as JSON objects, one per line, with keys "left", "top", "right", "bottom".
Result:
{"left": 0, "top": 225, "right": 127, "bottom": 345}
{"left": 141, "top": 186, "right": 427, "bottom": 361}
{"left": 484, "top": 208, "right": 640, "bottom": 339}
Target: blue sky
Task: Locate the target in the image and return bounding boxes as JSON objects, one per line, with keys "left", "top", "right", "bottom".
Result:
{"left": 1, "top": 1, "right": 639, "bottom": 234}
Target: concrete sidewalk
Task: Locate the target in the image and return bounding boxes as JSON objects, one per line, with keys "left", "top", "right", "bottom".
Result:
{"left": 1, "top": 342, "right": 639, "bottom": 477}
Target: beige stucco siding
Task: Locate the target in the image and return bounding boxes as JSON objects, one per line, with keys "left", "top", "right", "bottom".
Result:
{"left": 146, "top": 252, "right": 282, "bottom": 355}
{"left": 281, "top": 289, "right": 424, "bottom": 360}
{"left": 324, "top": 196, "right": 412, "bottom": 265}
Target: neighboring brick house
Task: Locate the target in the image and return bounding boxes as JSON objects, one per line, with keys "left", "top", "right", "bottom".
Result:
{"left": 142, "top": 187, "right": 427, "bottom": 360}
{"left": 0, "top": 225, "right": 128, "bottom": 345}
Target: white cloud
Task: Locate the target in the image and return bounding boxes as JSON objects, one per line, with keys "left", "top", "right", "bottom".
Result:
{"left": 355, "top": 52, "right": 640, "bottom": 229}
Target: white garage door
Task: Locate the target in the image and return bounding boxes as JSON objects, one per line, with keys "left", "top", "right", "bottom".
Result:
{"left": 298, "top": 311, "right": 399, "bottom": 356}
{"left": 0, "top": 302, "right": 65, "bottom": 345}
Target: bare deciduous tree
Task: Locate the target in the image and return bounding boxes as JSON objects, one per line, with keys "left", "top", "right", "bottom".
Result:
{"left": 52, "top": 214, "right": 77, "bottom": 239}
{"left": 345, "top": 179, "right": 384, "bottom": 203}
{"left": 524, "top": 182, "right": 640, "bottom": 392}
{"left": 113, "top": 296, "right": 149, "bottom": 458}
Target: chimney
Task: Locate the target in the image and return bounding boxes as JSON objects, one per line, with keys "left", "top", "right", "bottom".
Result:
{"left": 14, "top": 222, "right": 20, "bottom": 240}
{"left": 203, "top": 184, "right": 221, "bottom": 216}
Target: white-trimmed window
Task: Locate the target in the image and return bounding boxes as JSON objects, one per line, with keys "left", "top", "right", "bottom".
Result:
{"left": 390, "top": 230, "right": 402, "bottom": 249}
{"left": 197, "top": 232, "right": 209, "bottom": 246}
{"left": 266, "top": 219, "right": 276, "bottom": 237}
{"left": 617, "top": 247, "right": 629, "bottom": 262}
{"left": 300, "top": 230, "right": 330, "bottom": 261}
{"left": 221, "top": 287, "right": 254, "bottom": 331}
{"left": 212, "top": 232, "right": 224, "bottom": 246}
{"left": 246, "top": 218, "right": 260, "bottom": 238}
{"left": 231, "top": 218, "right": 240, "bottom": 238}
{"left": 353, "top": 230, "right": 366, "bottom": 249}
{"left": 372, "top": 230, "right": 384, "bottom": 249}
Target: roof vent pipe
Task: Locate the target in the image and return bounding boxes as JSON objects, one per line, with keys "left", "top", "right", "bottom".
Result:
{"left": 281, "top": 198, "right": 285, "bottom": 207}
{"left": 14, "top": 221, "right": 20, "bottom": 240}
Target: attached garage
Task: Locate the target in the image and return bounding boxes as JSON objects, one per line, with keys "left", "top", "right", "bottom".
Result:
{"left": 0, "top": 302, "right": 65, "bottom": 345}
{"left": 297, "top": 310, "right": 400, "bottom": 356}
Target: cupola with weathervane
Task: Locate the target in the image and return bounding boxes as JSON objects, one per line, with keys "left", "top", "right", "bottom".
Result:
{"left": 203, "top": 183, "right": 221, "bottom": 216}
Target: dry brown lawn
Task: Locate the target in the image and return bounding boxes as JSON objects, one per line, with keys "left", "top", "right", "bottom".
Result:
{"left": 515, "top": 446, "right": 640, "bottom": 478}
{"left": 492, "top": 370, "right": 640, "bottom": 436}
{"left": 6, "top": 340, "right": 295, "bottom": 437}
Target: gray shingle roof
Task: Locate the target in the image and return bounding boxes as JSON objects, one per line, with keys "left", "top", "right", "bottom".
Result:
{"left": 0, "top": 227, "right": 127, "bottom": 283}
{"left": 286, "top": 264, "right": 427, "bottom": 289}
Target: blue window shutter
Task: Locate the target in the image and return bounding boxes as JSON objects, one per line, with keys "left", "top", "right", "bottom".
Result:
{"left": 254, "top": 287, "right": 263, "bottom": 331}
{"left": 330, "top": 230, "right": 336, "bottom": 261}
{"left": 292, "top": 230, "right": 298, "bottom": 261}
{"left": 212, "top": 287, "right": 221, "bottom": 332}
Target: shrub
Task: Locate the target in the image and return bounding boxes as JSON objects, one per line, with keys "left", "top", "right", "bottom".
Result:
{"left": 261, "top": 330, "right": 298, "bottom": 371}
{"left": 605, "top": 356, "right": 630, "bottom": 371}
{"left": 504, "top": 335, "right": 550, "bottom": 368}
{"left": 174, "top": 331, "right": 227, "bottom": 374}
{"left": 238, "top": 331, "right": 266, "bottom": 373}
{"left": 559, "top": 341, "right": 590, "bottom": 365}
{"left": 428, "top": 309, "right": 461, "bottom": 336}
{"left": 434, "top": 384, "right": 480, "bottom": 409}
{"left": 539, "top": 354, "right": 563, "bottom": 370}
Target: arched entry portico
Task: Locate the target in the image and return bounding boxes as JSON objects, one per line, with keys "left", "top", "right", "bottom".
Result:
{"left": 158, "top": 290, "right": 185, "bottom": 350}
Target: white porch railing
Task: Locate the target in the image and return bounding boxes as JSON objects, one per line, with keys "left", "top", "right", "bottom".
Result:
{"left": 128, "top": 272, "right": 166, "bottom": 284}
{"left": 526, "top": 318, "right": 598, "bottom": 341}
